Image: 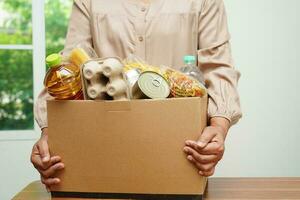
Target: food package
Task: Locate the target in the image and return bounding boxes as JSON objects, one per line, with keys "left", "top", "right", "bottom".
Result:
{"left": 123, "top": 55, "right": 207, "bottom": 98}
{"left": 81, "top": 57, "right": 129, "bottom": 100}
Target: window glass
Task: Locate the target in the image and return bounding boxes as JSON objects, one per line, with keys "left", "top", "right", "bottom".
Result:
{"left": 45, "top": 0, "right": 72, "bottom": 55}
{"left": 0, "top": 50, "right": 33, "bottom": 130}
{"left": 0, "top": 0, "right": 32, "bottom": 44}
{"left": 0, "top": 0, "right": 73, "bottom": 131}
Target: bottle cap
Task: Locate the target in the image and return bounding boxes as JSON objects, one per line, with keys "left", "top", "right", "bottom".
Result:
{"left": 46, "top": 53, "right": 62, "bottom": 67}
{"left": 184, "top": 55, "right": 196, "bottom": 64}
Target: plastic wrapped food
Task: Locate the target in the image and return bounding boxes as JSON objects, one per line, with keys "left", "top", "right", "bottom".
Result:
{"left": 123, "top": 55, "right": 207, "bottom": 98}
{"left": 123, "top": 55, "right": 161, "bottom": 73}
{"left": 163, "top": 67, "right": 206, "bottom": 98}
{"left": 69, "top": 48, "right": 91, "bottom": 67}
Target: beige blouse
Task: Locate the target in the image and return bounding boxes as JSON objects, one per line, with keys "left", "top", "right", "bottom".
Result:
{"left": 34, "top": 0, "right": 242, "bottom": 129}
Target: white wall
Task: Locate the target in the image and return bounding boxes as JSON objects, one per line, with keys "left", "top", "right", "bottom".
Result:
{"left": 1, "top": 0, "right": 300, "bottom": 199}
{"left": 0, "top": 140, "right": 39, "bottom": 200}
{"left": 215, "top": 0, "right": 300, "bottom": 177}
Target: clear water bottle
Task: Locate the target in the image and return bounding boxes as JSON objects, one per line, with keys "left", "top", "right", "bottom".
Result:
{"left": 180, "top": 55, "right": 204, "bottom": 84}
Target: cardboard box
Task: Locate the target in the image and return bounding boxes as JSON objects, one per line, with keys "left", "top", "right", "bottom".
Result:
{"left": 47, "top": 96, "right": 208, "bottom": 199}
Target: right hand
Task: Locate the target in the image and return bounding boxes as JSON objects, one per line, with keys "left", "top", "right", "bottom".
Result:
{"left": 30, "top": 128, "right": 65, "bottom": 190}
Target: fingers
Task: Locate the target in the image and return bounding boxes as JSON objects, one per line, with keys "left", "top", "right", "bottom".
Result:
{"left": 197, "top": 127, "right": 218, "bottom": 148}
{"left": 185, "top": 134, "right": 215, "bottom": 151}
{"left": 200, "top": 142, "right": 225, "bottom": 155}
{"left": 39, "top": 156, "right": 64, "bottom": 188}
{"left": 183, "top": 147, "right": 220, "bottom": 164}
{"left": 31, "top": 143, "right": 44, "bottom": 169}
{"left": 49, "top": 156, "right": 62, "bottom": 165}
{"left": 199, "top": 167, "right": 215, "bottom": 177}
{"left": 185, "top": 139, "right": 224, "bottom": 155}
{"left": 186, "top": 126, "right": 221, "bottom": 150}
{"left": 41, "top": 176, "right": 61, "bottom": 187}
{"left": 37, "top": 137, "right": 50, "bottom": 163}
{"left": 32, "top": 155, "right": 62, "bottom": 171}
{"left": 40, "top": 162, "right": 65, "bottom": 178}
{"left": 184, "top": 126, "right": 226, "bottom": 177}
{"left": 184, "top": 146, "right": 218, "bottom": 177}
{"left": 31, "top": 134, "right": 63, "bottom": 188}
{"left": 186, "top": 155, "right": 216, "bottom": 176}
{"left": 185, "top": 140, "right": 203, "bottom": 153}
{"left": 31, "top": 150, "right": 49, "bottom": 170}
{"left": 31, "top": 154, "right": 45, "bottom": 170}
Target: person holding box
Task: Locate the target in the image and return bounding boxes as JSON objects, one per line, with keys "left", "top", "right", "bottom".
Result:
{"left": 31, "top": 0, "right": 242, "bottom": 189}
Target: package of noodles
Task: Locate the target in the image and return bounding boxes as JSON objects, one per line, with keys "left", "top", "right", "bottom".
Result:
{"left": 123, "top": 54, "right": 161, "bottom": 73}
{"left": 161, "top": 67, "right": 207, "bottom": 98}
{"left": 123, "top": 55, "right": 207, "bottom": 98}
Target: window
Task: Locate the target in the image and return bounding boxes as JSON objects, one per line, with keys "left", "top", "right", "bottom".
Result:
{"left": 0, "top": 0, "right": 72, "bottom": 139}
{"left": 0, "top": 0, "right": 35, "bottom": 134}
{"left": 45, "top": 0, "right": 72, "bottom": 56}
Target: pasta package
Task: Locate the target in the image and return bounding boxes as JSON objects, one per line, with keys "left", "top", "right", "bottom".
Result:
{"left": 163, "top": 67, "right": 206, "bottom": 98}
{"left": 123, "top": 55, "right": 207, "bottom": 98}
{"left": 123, "top": 55, "right": 161, "bottom": 73}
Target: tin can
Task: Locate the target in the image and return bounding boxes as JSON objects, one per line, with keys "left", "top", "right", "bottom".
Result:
{"left": 137, "top": 71, "right": 170, "bottom": 99}
{"left": 124, "top": 68, "right": 143, "bottom": 99}
{"left": 124, "top": 68, "right": 141, "bottom": 87}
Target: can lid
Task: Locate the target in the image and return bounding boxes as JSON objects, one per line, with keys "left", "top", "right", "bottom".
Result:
{"left": 138, "top": 71, "right": 170, "bottom": 99}
{"left": 184, "top": 55, "right": 196, "bottom": 64}
{"left": 46, "top": 53, "right": 62, "bottom": 68}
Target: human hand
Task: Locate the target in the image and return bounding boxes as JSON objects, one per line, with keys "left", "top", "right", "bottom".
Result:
{"left": 30, "top": 128, "right": 64, "bottom": 190}
{"left": 183, "top": 117, "right": 230, "bottom": 177}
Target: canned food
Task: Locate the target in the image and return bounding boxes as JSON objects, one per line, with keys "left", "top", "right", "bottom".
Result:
{"left": 124, "top": 68, "right": 141, "bottom": 87}
{"left": 137, "top": 71, "right": 170, "bottom": 99}
{"left": 124, "top": 68, "right": 142, "bottom": 99}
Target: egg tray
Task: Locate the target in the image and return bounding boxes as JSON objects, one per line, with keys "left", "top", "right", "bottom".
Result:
{"left": 81, "top": 57, "right": 130, "bottom": 100}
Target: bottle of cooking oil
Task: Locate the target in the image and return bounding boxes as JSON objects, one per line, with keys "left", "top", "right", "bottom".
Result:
{"left": 44, "top": 53, "right": 83, "bottom": 100}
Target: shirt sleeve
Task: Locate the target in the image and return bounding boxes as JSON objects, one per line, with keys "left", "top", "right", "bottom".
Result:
{"left": 34, "top": 0, "right": 92, "bottom": 130}
{"left": 34, "top": 88, "right": 54, "bottom": 129}
{"left": 197, "top": 0, "right": 242, "bottom": 126}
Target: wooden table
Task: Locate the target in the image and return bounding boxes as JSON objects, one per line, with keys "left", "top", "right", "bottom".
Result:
{"left": 12, "top": 178, "right": 300, "bottom": 200}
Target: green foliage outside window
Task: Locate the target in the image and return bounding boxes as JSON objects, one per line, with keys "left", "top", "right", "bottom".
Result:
{"left": 0, "top": 0, "right": 72, "bottom": 130}
{"left": 45, "top": 0, "right": 72, "bottom": 56}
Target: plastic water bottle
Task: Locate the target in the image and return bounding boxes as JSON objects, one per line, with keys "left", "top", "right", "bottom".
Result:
{"left": 44, "top": 53, "right": 83, "bottom": 100}
{"left": 180, "top": 55, "right": 204, "bottom": 84}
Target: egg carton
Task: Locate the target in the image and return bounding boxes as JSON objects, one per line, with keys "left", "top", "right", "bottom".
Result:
{"left": 81, "top": 57, "right": 130, "bottom": 100}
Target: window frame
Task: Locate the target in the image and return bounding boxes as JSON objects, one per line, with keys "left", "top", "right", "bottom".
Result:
{"left": 0, "top": 0, "right": 46, "bottom": 141}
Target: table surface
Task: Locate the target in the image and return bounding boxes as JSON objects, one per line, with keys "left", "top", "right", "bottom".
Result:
{"left": 12, "top": 178, "right": 300, "bottom": 200}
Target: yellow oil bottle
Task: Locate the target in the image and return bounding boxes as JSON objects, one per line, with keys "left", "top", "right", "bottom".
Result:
{"left": 44, "top": 53, "right": 83, "bottom": 100}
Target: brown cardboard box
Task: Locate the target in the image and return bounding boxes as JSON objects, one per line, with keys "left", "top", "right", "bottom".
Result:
{"left": 47, "top": 96, "right": 208, "bottom": 199}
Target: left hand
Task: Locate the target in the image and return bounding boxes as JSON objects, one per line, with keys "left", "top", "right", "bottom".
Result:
{"left": 183, "top": 117, "right": 230, "bottom": 177}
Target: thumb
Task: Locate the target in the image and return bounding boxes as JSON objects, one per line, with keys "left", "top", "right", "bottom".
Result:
{"left": 197, "top": 127, "right": 217, "bottom": 148}
{"left": 38, "top": 137, "right": 50, "bottom": 163}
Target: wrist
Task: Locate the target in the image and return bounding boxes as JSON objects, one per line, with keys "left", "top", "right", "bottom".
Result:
{"left": 41, "top": 127, "right": 48, "bottom": 137}
{"left": 210, "top": 117, "right": 230, "bottom": 137}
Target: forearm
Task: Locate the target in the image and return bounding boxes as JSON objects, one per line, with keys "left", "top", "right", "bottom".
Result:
{"left": 197, "top": 0, "right": 242, "bottom": 126}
